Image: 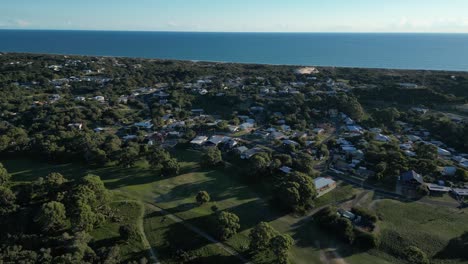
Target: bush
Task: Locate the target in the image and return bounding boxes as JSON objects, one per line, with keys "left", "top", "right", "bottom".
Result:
{"left": 196, "top": 191, "right": 210, "bottom": 205}
{"left": 354, "top": 228, "right": 380, "bottom": 249}
{"left": 403, "top": 246, "right": 429, "bottom": 264}
{"left": 351, "top": 206, "right": 378, "bottom": 223}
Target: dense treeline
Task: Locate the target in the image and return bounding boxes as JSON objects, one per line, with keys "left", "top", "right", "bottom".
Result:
{"left": 0, "top": 163, "right": 143, "bottom": 263}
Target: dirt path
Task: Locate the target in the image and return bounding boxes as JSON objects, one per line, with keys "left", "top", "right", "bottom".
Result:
{"left": 146, "top": 202, "right": 252, "bottom": 264}
{"left": 137, "top": 203, "right": 160, "bottom": 264}
{"left": 114, "top": 199, "right": 160, "bottom": 264}
{"left": 315, "top": 241, "right": 348, "bottom": 264}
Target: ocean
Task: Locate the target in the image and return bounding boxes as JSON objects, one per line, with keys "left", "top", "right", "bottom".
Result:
{"left": 1, "top": 30, "right": 468, "bottom": 71}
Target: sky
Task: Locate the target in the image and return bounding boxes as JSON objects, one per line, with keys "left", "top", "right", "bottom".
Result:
{"left": 1, "top": 0, "right": 468, "bottom": 33}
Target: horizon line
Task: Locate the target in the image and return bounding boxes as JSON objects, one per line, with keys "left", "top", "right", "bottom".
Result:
{"left": 1, "top": 28, "right": 468, "bottom": 34}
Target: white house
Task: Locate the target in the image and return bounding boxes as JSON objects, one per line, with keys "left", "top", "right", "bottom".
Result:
{"left": 190, "top": 136, "right": 208, "bottom": 147}
{"left": 314, "top": 177, "right": 337, "bottom": 197}
{"left": 93, "top": 96, "right": 105, "bottom": 102}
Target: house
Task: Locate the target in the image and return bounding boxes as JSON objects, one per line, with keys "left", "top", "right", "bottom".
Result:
{"left": 190, "top": 136, "right": 208, "bottom": 148}
{"left": 400, "top": 170, "right": 424, "bottom": 186}
{"left": 442, "top": 166, "right": 457, "bottom": 176}
{"left": 241, "top": 147, "right": 263, "bottom": 159}
{"left": 134, "top": 120, "right": 154, "bottom": 130}
{"left": 344, "top": 117, "right": 355, "bottom": 125}
{"left": 93, "top": 96, "right": 105, "bottom": 102}
{"left": 346, "top": 125, "right": 363, "bottom": 134}
{"left": 314, "top": 177, "right": 337, "bottom": 197}
{"left": 269, "top": 131, "right": 286, "bottom": 140}
{"left": 236, "top": 146, "right": 249, "bottom": 154}
{"left": 228, "top": 125, "right": 239, "bottom": 133}
{"left": 280, "top": 124, "right": 291, "bottom": 132}
{"left": 75, "top": 96, "right": 86, "bottom": 101}
{"left": 411, "top": 107, "right": 428, "bottom": 114}
{"left": 438, "top": 148, "right": 451, "bottom": 157}
{"left": 337, "top": 209, "right": 357, "bottom": 221}
{"left": 191, "top": 109, "right": 204, "bottom": 116}
{"left": 122, "top": 135, "right": 138, "bottom": 141}
{"left": 239, "top": 122, "right": 254, "bottom": 130}
{"left": 313, "top": 128, "right": 324, "bottom": 134}
{"left": 399, "top": 83, "right": 419, "bottom": 89}
{"left": 67, "top": 123, "right": 83, "bottom": 130}
{"left": 426, "top": 183, "right": 451, "bottom": 196}
{"left": 282, "top": 139, "right": 300, "bottom": 146}
{"left": 206, "top": 135, "right": 229, "bottom": 147}
{"left": 404, "top": 150, "right": 417, "bottom": 157}
{"left": 375, "top": 133, "right": 391, "bottom": 142}
{"left": 279, "top": 166, "right": 292, "bottom": 174}
{"left": 451, "top": 188, "right": 468, "bottom": 199}
{"left": 94, "top": 127, "right": 107, "bottom": 133}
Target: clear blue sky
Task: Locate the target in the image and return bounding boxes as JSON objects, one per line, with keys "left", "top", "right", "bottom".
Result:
{"left": 1, "top": 0, "right": 468, "bottom": 32}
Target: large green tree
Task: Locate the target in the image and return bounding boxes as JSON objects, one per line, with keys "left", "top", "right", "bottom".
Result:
{"left": 0, "top": 186, "right": 17, "bottom": 215}
{"left": 0, "top": 163, "right": 11, "bottom": 186}
{"left": 270, "top": 234, "right": 294, "bottom": 264}
{"left": 36, "top": 201, "right": 67, "bottom": 232}
{"left": 201, "top": 147, "right": 222, "bottom": 168}
{"left": 216, "top": 211, "right": 240, "bottom": 240}
{"left": 249, "top": 222, "right": 277, "bottom": 252}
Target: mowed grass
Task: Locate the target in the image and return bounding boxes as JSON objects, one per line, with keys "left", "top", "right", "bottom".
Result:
{"left": 143, "top": 204, "right": 240, "bottom": 264}
{"left": 90, "top": 198, "right": 148, "bottom": 262}
{"left": 1, "top": 152, "right": 391, "bottom": 264}
{"left": 375, "top": 199, "right": 468, "bottom": 263}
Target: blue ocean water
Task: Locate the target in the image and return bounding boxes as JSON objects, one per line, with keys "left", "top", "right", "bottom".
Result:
{"left": 1, "top": 30, "right": 468, "bottom": 71}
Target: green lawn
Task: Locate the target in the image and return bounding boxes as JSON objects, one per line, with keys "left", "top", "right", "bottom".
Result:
{"left": 1, "top": 152, "right": 406, "bottom": 264}
{"left": 90, "top": 199, "right": 148, "bottom": 262}
{"left": 143, "top": 204, "right": 240, "bottom": 264}
{"left": 375, "top": 199, "right": 468, "bottom": 264}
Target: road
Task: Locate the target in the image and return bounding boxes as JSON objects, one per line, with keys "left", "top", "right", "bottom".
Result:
{"left": 145, "top": 202, "right": 252, "bottom": 264}
{"left": 329, "top": 170, "right": 461, "bottom": 208}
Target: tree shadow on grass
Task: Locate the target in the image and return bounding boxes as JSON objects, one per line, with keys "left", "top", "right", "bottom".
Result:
{"left": 90, "top": 236, "right": 120, "bottom": 250}
{"left": 433, "top": 231, "right": 468, "bottom": 261}
{"left": 190, "top": 254, "right": 242, "bottom": 264}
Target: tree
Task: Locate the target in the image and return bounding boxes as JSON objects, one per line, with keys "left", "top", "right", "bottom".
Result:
{"left": 293, "top": 153, "right": 316, "bottom": 176}
{"left": 216, "top": 211, "right": 240, "bottom": 240}
{"left": 45, "top": 172, "right": 67, "bottom": 188}
{"left": 249, "top": 222, "right": 277, "bottom": 252}
{"left": 44, "top": 172, "right": 67, "bottom": 200}
{"left": 147, "top": 147, "right": 180, "bottom": 176}
{"left": 403, "top": 246, "right": 429, "bottom": 264}
{"left": 414, "top": 143, "right": 438, "bottom": 160}
{"left": 161, "top": 158, "right": 180, "bottom": 176}
{"left": 248, "top": 152, "right": 271, "bottom": 179}
{"left": 196, "top": 191, "right": 211, "bottom": 205}
{"left": 201, "top": 147, "right": 222, "bottom": 168}
{"left": 119, "top": 224, "right": 139, "bottom": 242}
{"left": 276, "top": 172, "right": 316, "bottom": 212}
{"left": 456, "top": 169, "right": 468, "bottom": 182}
{"left": 36, "top": 201, "right": 67, "bottom": 232}
{"left": 72, "top": 203, "right": 97, "bottom": 232}
{"left": 81, "top": 175, "right": 110, "bottom": 207}
{"left": 0, "top": 186, "right": 17, "bottom": 215}
{"left": 0, "top": 163, "right": 11, "bottom": 186}
{"left": 270, "top": 234, "right": 293, "bottom": 264}
{"left": 118, "top": 143, "right": 140, "bottom": 168}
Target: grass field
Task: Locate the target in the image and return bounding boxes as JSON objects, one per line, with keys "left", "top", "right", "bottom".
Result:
{"left": 90, "top": 198, "right": 148, "bottom": 262}
{"left": 7, "top": 150, "right": 462, "bottom": 264}
{"left": 374, "top": 199, "right": 468, "bottom": 264}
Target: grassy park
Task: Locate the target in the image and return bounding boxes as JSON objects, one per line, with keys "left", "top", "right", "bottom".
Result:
{"left": 3, "top": 149, "right": 468, "bottom": 264}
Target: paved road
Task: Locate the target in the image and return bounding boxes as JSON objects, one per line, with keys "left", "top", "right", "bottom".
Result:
{"left": 146, "top": 203, "right": 252, "bottom": 264}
